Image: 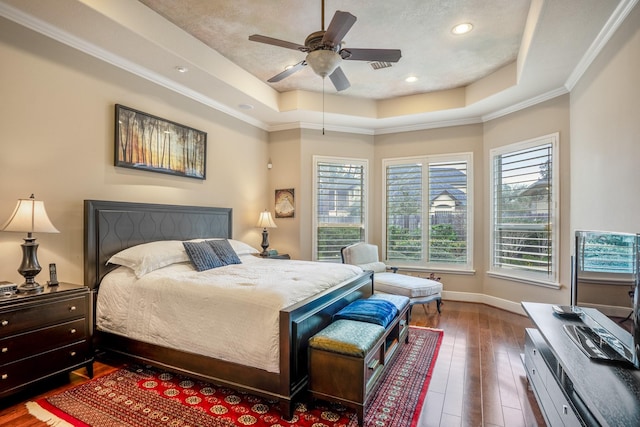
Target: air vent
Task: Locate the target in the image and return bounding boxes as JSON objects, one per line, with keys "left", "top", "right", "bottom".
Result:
{"left": 369, "top": 61, "right": 392, "bottom": 70}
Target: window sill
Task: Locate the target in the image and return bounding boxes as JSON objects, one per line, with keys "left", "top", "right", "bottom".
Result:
{"left": 487, "top": 271, "right": 560, "bottom": 289}
{"left": 386, "top": 264, "right": 475, "bottom": 276}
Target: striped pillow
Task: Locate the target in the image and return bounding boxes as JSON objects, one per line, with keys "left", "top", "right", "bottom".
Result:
{"left": 182, "top": 241, "right": 224, "bottom": 271}
{"left": 207, "top": 239, "right": 242, "bottom": 265}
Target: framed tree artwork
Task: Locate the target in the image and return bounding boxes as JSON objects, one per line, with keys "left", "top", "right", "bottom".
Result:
{"left": 115, "top": 104, "right": 207, "bottom": 179}
{"left": 275, "top": 188, "right": 295, "bottom": 218}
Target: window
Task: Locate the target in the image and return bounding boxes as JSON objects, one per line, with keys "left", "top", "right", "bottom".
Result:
{"left": 490, "top": 133, "right": 558, "bottom": 285}
{"left": 313, "top": 156, "right": 367, "bottom": 261}
{"left": 383, "top": 154, "right": 472, "bottom": 270}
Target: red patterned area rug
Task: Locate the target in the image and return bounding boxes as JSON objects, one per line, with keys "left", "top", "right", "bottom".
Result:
{"left": 27, "top": 326, "right": 442, "bottom": 427}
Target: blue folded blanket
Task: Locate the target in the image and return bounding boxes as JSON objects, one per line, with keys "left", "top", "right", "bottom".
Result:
{"left": 333, "top": 299, "right": 398, "bottom": 329}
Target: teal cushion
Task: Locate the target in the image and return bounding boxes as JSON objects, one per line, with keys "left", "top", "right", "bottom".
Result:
{"left": 309, "top": 320, "right": 385, "bottom": 357}
{"left": 333, "top": 299, "right": 398, "bottom": 328}
{"left": 369, "top": 294, "right": 410, "bottom": 312}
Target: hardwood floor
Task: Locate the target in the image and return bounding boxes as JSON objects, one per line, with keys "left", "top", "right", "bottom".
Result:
{"left": 412, "top": 301, "right": 545, "bottom": 427}
{"left": 0, "top": 301, "right": 545, "bottom": 426}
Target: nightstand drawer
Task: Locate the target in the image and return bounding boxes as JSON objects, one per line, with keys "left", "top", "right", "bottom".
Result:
{"left": 0, "top": 341, "right": 90, "bottom": 394}
{"left": 0, "top": 318, "right": 87, "bottom": 365}
{"left": 0, "top": 295, "right": 86, "bottom": 336}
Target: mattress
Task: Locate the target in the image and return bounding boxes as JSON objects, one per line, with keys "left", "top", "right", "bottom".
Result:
{"left": 96, "top": 254, "right": 363, "bottom": 373}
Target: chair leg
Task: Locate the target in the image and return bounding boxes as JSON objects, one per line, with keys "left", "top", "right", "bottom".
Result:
{"left": 421, "top": 303, "right": 429, "bottom": 316}
{"left": 436, "top": 297, "right": 442, "bottom": 313}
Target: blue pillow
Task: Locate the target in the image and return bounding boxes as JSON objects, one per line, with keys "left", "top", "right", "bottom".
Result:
{"left": 182, "top": 241, "right": 224, "bottom": 271}
{"left": 333, "top": 299, "right": 398, "bottom": 329}
{"left": 207, "top": 239, "right": 242, "bottom": 265}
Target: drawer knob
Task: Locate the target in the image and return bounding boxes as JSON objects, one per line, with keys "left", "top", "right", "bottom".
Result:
{"left": 1, "top": 374, "right": 7, "bottom": 380}
{"left": 1, "top": 347, "right": 7, "bottom": 353}
{"left": 1, "top": 320, "right": 8, "bottom": 327}
{"left": 70, "top": 351, "right": 77, "bottom": 357}
{"left": 533, "top": 349, "right": 537, "bottom": 355}
{"left": 69, "top": 306, "right": 77, "bottom": 311}
{"left": 532, "top": 368, "right": 536, "bottom": 376}
{"left": 70, "top": 328, "right": 77, "bottom": 334}
{"left": 563, "top": 405, "right": 569, "bottom": 415}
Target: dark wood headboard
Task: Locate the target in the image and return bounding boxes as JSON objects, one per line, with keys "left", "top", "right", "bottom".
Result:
{"left": 84, "top": 200, "right": 232, "bottom": 289}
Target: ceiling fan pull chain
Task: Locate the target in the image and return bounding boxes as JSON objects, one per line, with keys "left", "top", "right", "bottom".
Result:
{"left": 322, "top": 78, "right": 325, "bottom": 135}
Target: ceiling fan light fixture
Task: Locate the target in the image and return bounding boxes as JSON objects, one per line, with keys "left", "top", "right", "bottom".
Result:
{"left": 306, "top": 50, "right": 342, "bottom": 78}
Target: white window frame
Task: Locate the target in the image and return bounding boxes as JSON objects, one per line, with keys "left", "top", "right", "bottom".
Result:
{"left": 312, "top": 155, "right": 369, "bottom": 261}
{"left": 489, "top": 133, "right": 559, "bottom": 287}
{"left": 382, "top": 153, "right": 473, "bottom": 272}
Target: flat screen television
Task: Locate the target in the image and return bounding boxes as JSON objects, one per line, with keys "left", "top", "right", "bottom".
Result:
{"left": 568, "top": 230, "right": 640, "bottom": 368}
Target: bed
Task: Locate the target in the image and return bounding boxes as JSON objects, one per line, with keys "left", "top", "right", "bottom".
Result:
{"left": 83, "top": 200, "right": 374, "bottom": 418}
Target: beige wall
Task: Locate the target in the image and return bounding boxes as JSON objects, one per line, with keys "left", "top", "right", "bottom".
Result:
{"left": 267, "top": 129, "right": 302, "bottom": 258}
{"left": 483, "top": 95, "right": 571, "bottom": 307}
{"left": 0, "top": 17, "right": 269, "bottom": 285}
{"left": 571, "top": 3, "right": 640, "bottom": 233}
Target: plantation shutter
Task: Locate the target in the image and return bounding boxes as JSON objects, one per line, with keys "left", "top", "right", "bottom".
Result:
{"left": 428, "top": 161, "right": 469, "bottom": 264}
{"left": 316, "top": 161, "right": 365, "bottom": 261}
{"left": 386, "top": 164, "right": 423, "bottom": 261}
{"left": 492, "top": 142, "right": 553, "bottom": 276}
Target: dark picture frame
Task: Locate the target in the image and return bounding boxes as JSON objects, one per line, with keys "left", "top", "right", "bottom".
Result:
{"left": 114, "top": 104, "right": 207, "bottom": 179}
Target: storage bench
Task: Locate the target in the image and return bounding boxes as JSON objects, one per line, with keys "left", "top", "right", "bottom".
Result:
{"left": 308, "top": 294, "right": 410, "bottom": 425}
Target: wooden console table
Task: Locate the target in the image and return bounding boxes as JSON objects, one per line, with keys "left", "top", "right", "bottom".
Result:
{"left": 522, "top": 302, "right": 640, "bottom": 426}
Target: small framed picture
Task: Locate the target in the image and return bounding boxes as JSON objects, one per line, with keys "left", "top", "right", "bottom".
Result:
{"left": 275, "top": 188, "right": 295, "bottom": 218}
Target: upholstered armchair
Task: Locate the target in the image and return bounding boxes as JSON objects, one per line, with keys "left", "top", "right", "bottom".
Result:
{"left": 341, "top": 242, "right": 442, "bottom": 313}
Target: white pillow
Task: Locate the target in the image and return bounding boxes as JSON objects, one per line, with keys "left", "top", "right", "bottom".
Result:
{"left": 227, "top": 239, "right": 260, "bottom": 255}
{"left": 107, "top": 240, "right": 189, "bottom": 278}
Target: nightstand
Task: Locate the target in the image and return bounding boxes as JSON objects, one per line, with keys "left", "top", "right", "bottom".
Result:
{"left": 0, "top": 282, "right": 93, "bottom": 399}
{"left": 253, "top": 253, "right": 291, "bottom": 260}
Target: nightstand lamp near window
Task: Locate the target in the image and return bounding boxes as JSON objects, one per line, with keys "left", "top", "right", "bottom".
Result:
{"left": 256, "top": 210, "right": 277, "bottom": 256}
{"left": 0, "top": 194, "right": 59, "bottom": 293}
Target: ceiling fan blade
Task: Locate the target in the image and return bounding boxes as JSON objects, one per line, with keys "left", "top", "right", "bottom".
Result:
{"left": 249, "top": 34, "right": 307, "bottom": 51}
{"left": 267, "top": 61, "right": 307, "bottom": 83}
{"left": 329, "top": 66, "right": 350, "bottom": 91}
{"left": 322, "top": 11, "right": 357, "bottom": 46}
{"left": 341, "top": 48, "right": 402, "bottom": 63}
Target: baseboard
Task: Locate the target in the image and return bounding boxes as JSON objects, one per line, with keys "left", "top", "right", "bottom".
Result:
{"left": 442, "top": 291, "right": 526, "bottom": 316}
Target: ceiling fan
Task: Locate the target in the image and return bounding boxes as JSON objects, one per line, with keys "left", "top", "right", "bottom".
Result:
{"left": 248, "top": 0, "right": 402, "bottom": 92}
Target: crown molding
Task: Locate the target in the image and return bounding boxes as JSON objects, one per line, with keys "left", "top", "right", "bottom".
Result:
{"left": 565, "top": 0, "right": 639, "bottom": 91}
{"left": 482, "top": 87, "right": 569, "bottom": 122}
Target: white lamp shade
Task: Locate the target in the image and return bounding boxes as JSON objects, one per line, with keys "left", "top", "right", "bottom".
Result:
{"left": 256, "top": 211, "right": 277, "bottom": 229}
{"left": 1, "top": 197, "right": 59, "bottom": 234}
{"left": 306, "top": 50, "right": 342, "bottom": 78}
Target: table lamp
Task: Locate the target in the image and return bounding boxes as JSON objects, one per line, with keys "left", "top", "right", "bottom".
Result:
{"left": 256, "top": 210, "right": 277, "bottom": 256}
{"left": 1, "top": 194, "right": 59, "bottom": 293}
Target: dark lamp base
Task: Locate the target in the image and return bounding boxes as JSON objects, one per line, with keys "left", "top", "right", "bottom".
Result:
{"left": 16, "top": 237, "right": 43, "bottom": 294}
{"left": 17, "top": 282, "right": 44, "bottom": 294}
{"left": 260, "top": 228, "right": 271, "bottom": 257}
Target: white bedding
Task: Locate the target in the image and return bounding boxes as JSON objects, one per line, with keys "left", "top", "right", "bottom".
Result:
{"left": 96, "top": 254, "right": 363, "bottom": 373}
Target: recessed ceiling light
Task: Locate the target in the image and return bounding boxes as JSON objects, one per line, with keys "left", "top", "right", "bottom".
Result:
{"left": 175, "top": 66, "right": 189, "bottom": 73}
{"left": 238, "top": 103, "right": 254, "bottom": 110}
{"left": 452, "top": 23, "right": 473, "bottom": 35}
{"left": 405, "top": 76, "right": 418, "bottom": 83}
